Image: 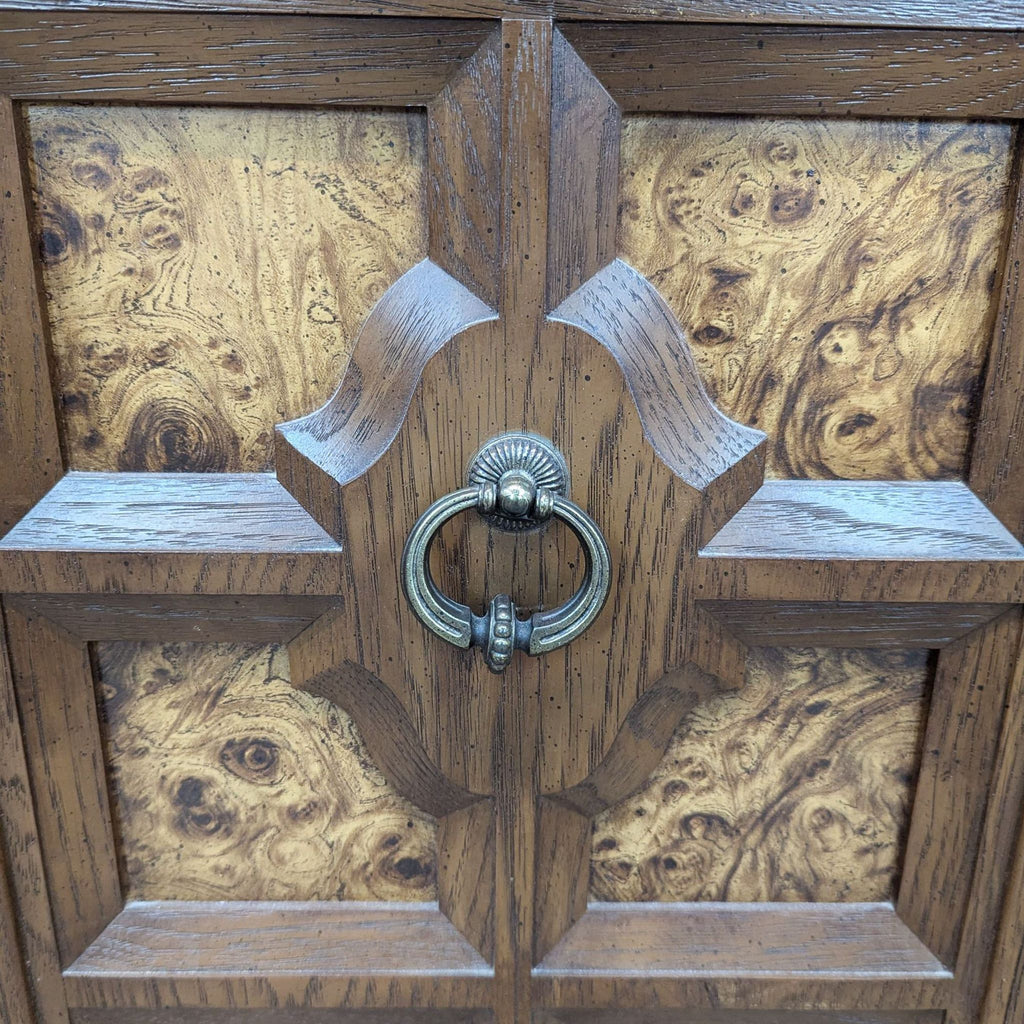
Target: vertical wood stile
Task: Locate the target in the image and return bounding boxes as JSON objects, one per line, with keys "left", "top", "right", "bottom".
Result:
{"left": 0, "top": 602, "right": 67, "bottom": 1024}
{"left": 0, "top": 96, "right": 63, "bottom": 535}
{"left": 4, "top": 604, "right": 122, "bottom": 966}
{"left": 969, "top": 127, "right": 1024, "bottom": 538}
{"left": 0, "top": 837, "right": 34, "bottom": 1024}
{"left": 897, "top": 609, "right": 1024, "bottom": 974}
{"left": 492, "top": 17, "right": 552, "bottom": 1024}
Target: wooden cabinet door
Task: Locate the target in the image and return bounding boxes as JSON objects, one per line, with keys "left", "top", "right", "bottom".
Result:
{"left": 2, "top": 7, "right": 1024, "bottom": 1024}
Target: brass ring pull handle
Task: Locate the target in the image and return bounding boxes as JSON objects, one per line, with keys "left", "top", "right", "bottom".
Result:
{"left": 401, "top": 433, "right": 612, "bottom": 672}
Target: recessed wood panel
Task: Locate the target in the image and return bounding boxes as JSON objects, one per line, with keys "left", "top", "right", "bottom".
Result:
{"left": 24, "top": 104, "right": 427, "bottom": 472}
{"left": 618, "top": 116, "right": 1013, "bottom": 480}
{"left": 95, "top": 642, "right": 438, "bottom": 900}
{"left": 591, "top": 648, "right": 932, "bottom": 902}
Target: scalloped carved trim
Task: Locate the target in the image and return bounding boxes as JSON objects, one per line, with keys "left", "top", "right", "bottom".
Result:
{"left": 550, "top": 259, "right": 766, "bottom": 493}
{"left": 277, "top": 258, "right": 497, "bottom": 486}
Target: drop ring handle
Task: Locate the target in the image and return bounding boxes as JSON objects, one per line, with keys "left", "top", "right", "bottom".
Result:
{"left": 400, "top": 433, "right": 611, "bottom": 673}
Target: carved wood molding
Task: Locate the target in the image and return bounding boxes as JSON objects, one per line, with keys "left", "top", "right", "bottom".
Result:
{"left": 1, "top": 12, "right": 1024, "bottom": 1024}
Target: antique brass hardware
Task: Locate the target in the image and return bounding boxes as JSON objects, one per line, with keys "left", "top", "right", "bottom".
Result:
{"left": 401, "top": 432, "right": 611, "bottom": 672}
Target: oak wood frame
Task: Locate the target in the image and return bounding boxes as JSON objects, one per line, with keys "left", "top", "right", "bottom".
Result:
{"left": 0, "top": 9, "right": 1023, "bottom": 1024}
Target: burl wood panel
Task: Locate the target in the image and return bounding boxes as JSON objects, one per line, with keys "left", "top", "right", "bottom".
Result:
{"left": 23, "top": 104, "right": 427, "bottom": 472}
{"left": 618, "top": 116, "right": 1013, "bottom": 480}
{"left": 591, "top": 648, "right": 932, "bottom": 902}
{"left": 95, "top": 642, "right": 438, "bottom": 901}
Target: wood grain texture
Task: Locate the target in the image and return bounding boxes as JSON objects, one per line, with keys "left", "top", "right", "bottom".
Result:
{"left": 545, "top": 29, "right": 619, "bottom": 310}
{"left": 0, "top": 472, "right": 344, "bottom": 596}
{"left": 898, "top": 610, "right": 1024, "bottom": 972}
{"left": 0, "top": 606, "right": 67, "bottom": 1024}
{"left": 961, "top": 623, "right": 1024, "bottom": 1024}
{"left": 68, "top": 1013, "right": 492, "bottom": 1024}
{"left": 68, "top": 1012, "right": 493, "bottom": 1024}
{"left": 429, "top": 29, "right": 502, "bottom": 308}
{"left": 548, "top": 1013, "right": 942, "bottom": 1024}
{"left": 64, "top": 900, "right": 493, "bottom": 1010}
{"left": 0, "top": 95, "right": 63, "bottom": 535}
{"left": 24, "top": 104, "right": 426, "bottom": 473}
{"left": 95, "top": 642, "right": 438, "bottom": 902}
{"left": 970, "top": 136, "right": 1024, "bottom": 540}
{"left": 4, "top": 603, "right": 121, "bottom": 967}
{"left": 4, "top": 0, "right": 1024, "bottom": 29}
{"left": 0, "top": 841, "right": 34, "bottom": 1024}
{"left": 6, "top": 594, "right": 338, "bottom": 643}
{"left": 534, "top": 904, "right": 950, "bottom": 1011}
{"left": 537, "top": 902, "right": 947, "bottom": 977}
{"left": 591, "top": 648, "right": 931, "bottom": 903}
{"left": 616, "top": 115, "right": 1013, "bottom": 481}
{"left": 698, "top": 480, "right": 1024, "bottom": 605}
{"left": 699, "top": 600, "right": 1012, "bottom": 649}
{"left": 0, "top": 14, "right": 492, "bottom": 104}
{"left": 562, "top": 25, "right": 1024, "bottom": 118}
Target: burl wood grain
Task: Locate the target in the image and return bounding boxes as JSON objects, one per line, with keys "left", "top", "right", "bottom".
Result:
{"left": 618, "top": 116, "right": 1013, "bottom": 480}
{"left": 592, "top": 648, "right": 931, "bottom": 902}
{"left": 23, "top": 103, "right": 427, "bottom": 472}
{"left": 95, "top": 642, "right": 438, "bottom": 901}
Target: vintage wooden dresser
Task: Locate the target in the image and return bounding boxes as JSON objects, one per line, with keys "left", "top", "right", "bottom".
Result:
{"left": 1, "top": 2, "right": 1024, "bottom": 1023}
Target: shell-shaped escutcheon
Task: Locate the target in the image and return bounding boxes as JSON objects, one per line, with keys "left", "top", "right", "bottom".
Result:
{"left": 467, "top": 432, "right": 568, "bottom": 531}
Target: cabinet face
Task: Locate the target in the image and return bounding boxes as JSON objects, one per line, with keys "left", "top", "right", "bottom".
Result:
{"left": 1, "top": 10, "right": 1023, "bottom": 1024}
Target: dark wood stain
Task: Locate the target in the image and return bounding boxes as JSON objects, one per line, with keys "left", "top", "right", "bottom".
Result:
{"left": 0, "top": 10, "right": 1023, "bottom": 1024}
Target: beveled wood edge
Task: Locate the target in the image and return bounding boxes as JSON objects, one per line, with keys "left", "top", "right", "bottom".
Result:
{"left": 3, "top": 1, "right": 1024, "bottom": 31}
{"left": 0, "top": 604, "right": 67, "bottom": 1024}
{"left": 0, "top": 12, "right": 494, "bottom": 106}
{"left": 698, "top": 599, "right": 1016, "bottom": 649}
{"left": 0, "top": 94, "right": 64, "bottom": 538}
{"left": 295, "top": 655, "right": 487, "bottom": 819}
{"left": 2, "top": 601, "right": 123, "bottom": 968}
{"left": 549, "top": 260, "right": 766, "bottom": 507}
{"left": 559, "top": 22, "right": 1024, "bottom": 119}
{"left": 4, "top": 593, "right": 341, "bottom": 643}
{"left": 969, "top": 125, "right": 1024, "bottom": 538}
{"left": 0, "top": 845, "right": 33, "bottom": 1024}
{"left": 896, "top": 607, "right": 1024, "bottom": 977}
{"left": 951, "top": 614, "right": 1024, "bottom": 1020}
{"left": 63, "top": 901, "right": 495, "bottom": 1011}
{"left": 532, "top": 903, "right": 953, "bottom": 1012}
{"left": 275, "top": 259, "right": 497, "bottom": 538}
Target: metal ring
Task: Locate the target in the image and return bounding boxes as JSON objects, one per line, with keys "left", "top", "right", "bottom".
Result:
{"left": 400, "top": 441, "right": 611, "bottom": 672}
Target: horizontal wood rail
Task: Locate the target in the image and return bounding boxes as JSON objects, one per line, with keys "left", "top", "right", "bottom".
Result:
{"left": 533, "top": 903, "right": 952, "bottom": 1010}
{"left": 64, "top": 901, "right": 494, "bottom": 1009}
{"left": 0, "top": 472, "right": 344, "bottom": 594}
{"left": 3, "top": 0, "right": 1024, "bottom": 30}
{"left": 698, "top": 481, "right": 1024, "bottom": 604}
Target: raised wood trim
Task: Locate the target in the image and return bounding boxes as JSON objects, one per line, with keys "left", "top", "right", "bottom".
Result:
{"left": 533, "top": 903, "right": 952, "bottom": 1010}
{"left": 0, "top": 94, "right": 63, "bottom": 537}
{"left": 545, "top": 29, "right": 619, "bottom": 311}
{"left": 275, "top": 261, "right": 496, "bottom": 540}
{"left": 559, "top": 24, "right": 1024, "bottom": 118}
{"left": 3, "top": 1, "right": 1024, "bottom": 30}
{"left": 970, "top": 131, "right": 1024, "bottom": 539}
{"left": 698, "top": 481, "right": 1024, "bottom": 604}
{"left": 0, "top": 13, "right": 492, "bottom": 105}
{"left": 0, "top": 774, "right": 37, "bottom": 1024}
{"left": 699, "top": 600, "right": 1014, "bottom": 649}
{"left": 0, "top": 609, "right": 66, "bottom": 1024}
{"left": 3, "top": 602, "right": 122, "bottom": 968}
{"left": 428, "top": 30, "right": 502, "bottom": 309}
{"left": 293, "top": 654, "right": 486, "bottom": 819}
{"left": 4, "top": 594, "right": 339, "bottom": 643}
{"left": 63, "top": 901, "right": 494, "bottom": 1010}
{"left": 0, "top": 473, "right": 344, "bottom": 595}
{"left": 898, "top": 609, "right": 1024, "bottom": 972}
